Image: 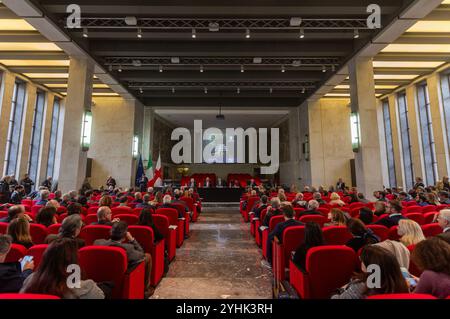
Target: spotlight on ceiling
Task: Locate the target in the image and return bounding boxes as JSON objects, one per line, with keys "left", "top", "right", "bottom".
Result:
{"left": 331, "top": 64, "right": 336, "bottom": 72}
{"left": 118, "top": 65, "right": 122, "bottom": 72}
{"left": 245, "top": 29, "right": 251, "bottom": 39}
{"left": 204, "top": 87, "right": 208, "bottom": 94}
{"left": 139, "top": 87, "right": 143, "bottom": 94}
{"left": 353, "top": 29, "right": 359, "bottom": 39}
{"left": 124, "top": 16, "right": 138, "bottom": 26}
{"left": 137, "top": 28, "right": 143, "bottom": 38}
{"left": 172, "top": 87, "right": 175, "bottom": 94}
{"left": 237, "top": 87, "right": 240, "bottom": 94}
{"left": 299, "top": 28, "right": 305, "bottom": 39}
{"left": 269, "top": 87, "right": 273, "bottom": 94}
{"left": 159, "top": 65, "right": 163, "bottom": 73}
{"left": 108, "top": 64, "right": 113, "bottom": 72}
{"left": 302, "top": 87, "right": 306, "bottom": 94}
{"left": 200, "top": 65, "right": 204, "bottom": 73}
{"left": 208, "top": 22, "right": 220, "bottom": 32}
{"left": 281, "top": 65, "right": 286, "bottom": 73}
{"left": 253, "top": 57, "right": 262, "bottom": 64}
{"left": 82, "top": 27, "right": 88, "bottom": 38}
{"left": 191, "top": 28, "right": 197, "bottom": 38}
{"left": 240, "top": 65, "right": 245, "bottom": 73}
{"left": 290, "top": 17, "right": 302, "bottom": 27}
{"left": 322, "top": 65, "right": 326, "bottom": 73}
{"left": 171, "top": 57, "right": 180, "bottom": 64}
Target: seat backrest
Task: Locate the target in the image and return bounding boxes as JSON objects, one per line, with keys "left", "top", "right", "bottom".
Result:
{"left": 421, "top": 205, "right": 437, "bottom": 214}
{"left": 404, "top": 213, "right": 424, "bottom": 225}
{"left": 79, "top": 246, "right": 127, "bottom": 299}
{"left": 247, "top": 197, "right": 259, "bottom": 212}
{"left": 0, "top": 211, "right": 8, "bottom": 219}
{"left": 423, "top": 212, "right": 438, "bottom": 224}
{"left": 260, "top": 208, "right": 268, "bottom": 222}
{"left": 405, "top": 206, "right": 422, "bottom": 214}
{"left": 31, "top": 205, "right": 44, "bottom": 216}
{"left": 156, "top": 208, "right": 178, "bottom": 226}
{"left": 56, "top": 206, "right": 67, "bottom": 215}
{"left": 29, "top": 223, "right": 49, "bottom": 244}
{"left": 111, "top": 206, "right": 132, "bottom": 216}
{"left": 26, "top": 244, "right": 49, "bottom": 269}
{"left": 47, "top": 223, "right": 62, "bottom": 235}
{"left": 84, "top": 214, "right": 99, "bottom": 225}
{"left": 388, "top": 226, "right": 401, "bottom": 241}
{"left": 79, "top": 225, "right": 111, "bottom": 246}
{"left": 132, "top": 207, "right": 144, "bottom": 216}
{"left": 5, "top": 243, "right": 27, "bottom": 262}
{"left": 306, "top": 246, "right": 356, "bottom": 299}
{"left": 128, "top": 225, "right": 155, "bottom": 254}
{"left": 421, "top": 223, "right": 442, "bottom": 238}
{"left": 322, "top": 226, "right": 353, "bottom": 245}
{"left": 0, "top": 293, "right": 60, "bottom": 299}
{"left": 0, "top": 222, "right": 7, "bottom": 234}
{"left": 87, "top": 206, "right": 99, "bottom": 215}
{"left": 366, "top": 225, "right": 389, "bottom": 241}
{"left": 317, "top": 207, "right": 329, "bottom": 216}
{"left": 299, "top": 215, "right": 327, "bottom": 227}
{"left": 180, "top": 197, "right": 194, "bottom": 211}
{"left": 152, "top": 214, "right": 170, "bottom": 239}
{"left": 269, "top": 215, "right": 285, "bottom": 232}
{"left": 114, "top": 214, "right": 139, "bottom": 225}
{"left": 282, "top": 226, "right": 305, "bottom": 263}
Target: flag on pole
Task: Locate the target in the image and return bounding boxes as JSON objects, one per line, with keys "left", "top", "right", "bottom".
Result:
{"left": 148, "top": 152, "right": 162, "bottom": 187}
{"left": 135, "top": 154, "right": 144, "bottom": 187}
{"left": 146, "top": 151, "right": 154, "bottom": 180}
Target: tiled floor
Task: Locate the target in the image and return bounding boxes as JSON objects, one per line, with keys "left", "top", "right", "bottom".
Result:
{"left": 151, "top": 208, "right": 273, "bottom": 299}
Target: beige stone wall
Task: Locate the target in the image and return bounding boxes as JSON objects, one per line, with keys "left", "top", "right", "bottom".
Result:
{"left": 308, "top": 98, "right": 354, "bottom": 188}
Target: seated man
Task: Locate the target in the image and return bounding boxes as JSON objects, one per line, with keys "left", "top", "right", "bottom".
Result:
{"left": 291, "top": 192, "right": 307, "bottom": 208}
{"left": 375, "top": 200, "right": 406, "bottom": 228}
{"left": 262, "top": 205, "right": 303, "bottom": 268}
{"left": 297, "top": 200, "right": 322, "bottom": 218}
{"left": 0, "top": 205, "right": 27, "bottom": 223}
{"left": 252, "top": 195, "right": 268, "bottom": 219}
{"left": 136, "top": 194, "right": 153, "bottom": 209}
{"left": 160, "top": 195, "right": 184, "bottom": 217}
{"left": 171, "top": 190, "right": 189, "bottom": 215}
{"left": 0, "top": 235, "right": 34, "bottom": 293}
{"left": 437, "top": 209, "right": 450, "bottom": 234}
{"left": 313, "top": 192, "right": 326, "bottom": 205}
{"left": 94, "top": 221, "right": 153, "bottom": 297}
{"left": 35, "top": 189, "right": 50, "bottom": 206}
{"left": 262, "top": 197, "right": 283, "bottom": 227}
{"left": 91, "top": 206, "right": 119, "bottom": 226}
{"left": 10, "top": 186, "right": 25, "bottom": 205}
{"left": 439, "top": 192, "right": 450, "bottom": 205}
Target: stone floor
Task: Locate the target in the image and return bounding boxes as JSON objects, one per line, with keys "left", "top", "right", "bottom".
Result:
{"left": 151, "top": 208, "right": 273, "bottom": 299}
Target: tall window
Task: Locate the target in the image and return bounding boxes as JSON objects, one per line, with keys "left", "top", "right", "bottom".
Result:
{"left": 46, "top": 98, "right": 60, "bottom": 178}
{"left": 382, "top": 100, "right": 396, "bottom": 187}
{"left": 28, "top": 90, "right": 46, "bottom": 184}
{"left": 397, "top": 92, "right": 414, "bottom": 190}
{"left": 441, "top": 71, "right": 450, "bottom": 156}
{"left": 4, "top": 81, "right": 26, "bottom": 176}
{"left": 416, "top": 83, "right": 437, "bottom": 186}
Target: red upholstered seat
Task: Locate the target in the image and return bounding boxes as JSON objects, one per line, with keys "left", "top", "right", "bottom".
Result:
{"left": 367, "top": 293, "right": 437, "bottom": 299}
{"left": 421, "top": 223, "right": 442, "bottom": 238}
{"left": 128, "top": 225, "right": 165, "bottom": 287}
{"left": 322, "top": 226, "right": 353, "bottom": 245}
{"left": 366, "top": 225, "right": 389, "bottom": 241}
{"left": 388, "top": 226, "right": 401, "bottom": 241}
{"left": 153, "top": 214, "right": 177, "bottom": 262}
{"left": 289, "top": 246, "right": 357, "bottom": 299}
{"left": 406, "top": 244, "right": 422, "bottom": 277}
{"left": 404, "top": 213, "right": 425, "bottom": 225}
{"left": 84, "top": 214, "right": 99, "bottom": 225}
{"left": 56, "top": 206, "right": 67, "bottom": 215}
{"left": 31, "top": 205, "right": 44, "bottom": 217}
{"left": 114, "top": 214, "right": 139, "bottom": 225}
{"left": 5, "top": 244, "right": 26, "bottom": 263}
{"left": 421, "top": 206, "right": 437, "bottom": 214}
{"left": 253, "top": 208, "right": 268, "bottom": 246}
{"left": 56, "top": 213, "right": 68, "bottom": 223}
{"left": 79, "top": 225, "right": 111, "bottom": 246}
{"left": 21, "top": 199, "right": 33, "bottom": 207}
{"left": 299, "top": 215, "right": 327, "bottom": 227}
{"left": 26, "top": 244, "right": 49, "bottom": 269}
{"left": 112, "top": 206, "right": 132, "bottom": 216}
{"left": 29, "top": 223, "right": 48, "bottom": 244}
{"left": 156, "top": 208, "right": 184, "bottom": 248}
{"left": 0, "top": 222, "right": 7, "bottom": 234}
{"left": 405, "top": 206, "right": 422, "bottom": 214}
{"left": 262, "top": 215, "right": 285, "bottom": 260}
{"left": 79, "top": 246, "right": 145, "bottom": 299}
{"left": 242, "top": 196, "right": 259, "bottom": 222}
{"left": 0, "top": 293, "right": 60, "bottom": 299}
{"left": 317, "top": 207, "right": 329, "bottom": 216}
{"left": 0, "top": 211, "right": 7, "bottom": 219}
{"left": 424, "top": 212, "right": 438, "bottom": 224}
{"left": 273, "top": 226, "right": 305, "bottom": 282}
{"left": 180, "top": 196, "right": 198, "bottom": 222}
{"left": 47, "top": 223, "right": 61, "bottom": 235}
{"left": 87, "top": 206, "right": 99, "bottom": 215}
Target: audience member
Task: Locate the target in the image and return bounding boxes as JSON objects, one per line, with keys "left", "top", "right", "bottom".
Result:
{"left": 7, "top": 216, "right": 33, "bottom": 248}
{"left": 292, "top": 222, "right": 324, "bottom": 271}
{"left": 398, "top": 219, "right": 425, "bottom": 247}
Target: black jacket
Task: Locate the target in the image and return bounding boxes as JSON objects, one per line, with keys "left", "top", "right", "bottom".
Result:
{"left": 0, "top": 262, "right": 32, "bottom": 293}
{"left": 375, "top": 213, "right": 406, "bottom": 228}
{"left": 20, "top": 178, "right": 34, "bottom": 195}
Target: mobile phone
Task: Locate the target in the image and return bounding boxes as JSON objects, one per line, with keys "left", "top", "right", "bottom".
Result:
{"left": 20, "top": 255, "right": 33, "bottom": 271}
{"left": 400, "top": 267, "right": 417, "bottom": 287}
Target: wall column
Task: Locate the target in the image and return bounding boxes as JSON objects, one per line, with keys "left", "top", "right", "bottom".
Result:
{"left": 348, "top": 57, "right": 383, "bottom": 198}
{"left": 55, "top": 58, "right": 93, "bottom": 193}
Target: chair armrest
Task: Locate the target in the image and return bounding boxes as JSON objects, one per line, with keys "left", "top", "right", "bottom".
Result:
{"left": 169, "top": 225, "right": 178, "bottom": 230}
{"left": 252, "top": 217, "right": 259, "bottom": 221}
{"left": 123, "top": 261, "right": 145, "bottom": 299}
{"left": 178, "top": 217, "right": 186, "bottom": 221}
{"left": 259, "top": 226, "right": 268, "bottom": 231}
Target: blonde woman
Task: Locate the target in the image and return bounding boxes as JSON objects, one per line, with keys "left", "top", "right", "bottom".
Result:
{"left": 398, "top": 219, "right": 426, "bottom": 247}
{"left": 329, "top": 192, "right": 346, "bottom": 207}
{"left": 325, "top": 209, "right": 347, "bottom": 227}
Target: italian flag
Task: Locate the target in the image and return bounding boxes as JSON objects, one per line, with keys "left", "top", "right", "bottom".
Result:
{"left": 148, "top": 152, "right": 162, "bottom": 187}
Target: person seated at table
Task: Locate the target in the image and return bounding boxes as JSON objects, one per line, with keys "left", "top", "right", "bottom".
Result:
{"left": 203, "top": 177, "right": 212, "bottom": 188}
{"left": 248, "top": 179, "right": 257, "bottom": 188}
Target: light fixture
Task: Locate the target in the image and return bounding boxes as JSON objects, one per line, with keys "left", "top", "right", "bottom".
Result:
{"left": 350, "top": 112, "right": 361, "bottom": 152}
{"left": 237, "top": 87, "right": 240, "bottom": 94}
{"left": 245, "top": 29, "right": 251, "bottom": 39}
{"left": 200, "top": 65, "right": 204, "bottom": 73}
{"left": 281, "top": 65, "right": 286, "bottom": 73}
{"left": 353, "top": 29, "right": 359, "bottom": 39}
{"left": 172, "top": 87, "right": 175, "bottom": 93}
{"left": 124, "top": 16, "right": 138, "bottom": 26}
{"left": 159, "top": 65, "right": 163, "bottom": 73}
{"left": 171, "top": 57, "right": 180, "bottom": 64}
{"left": 253, "top": 57, "right": 262, "bottom": 64}
{"left": 192, "top": 28, "right": 196, "bottom": 38}
{"left": 82, "top": 27, "right": 88, "bottom": 38}
{"left": 118, "top": 65, "right": 122, "bottom": 72}
{"left": 299, "top": 28, "right": 305, "bottom": 39}
{"left": 81, "top": 111, "right": 92, "bottom": 151}
{"left": 331, "top": 64, "right": 336, "bottom": 72}
{"left": 108, "top": 64, "right": 113, "bottom": 72}
{"left": 269, "top": 87, "right": 273, "bottom": 94}
{"left": 132, "top": 59, "right": 142, "bottom": 67}
{"left": 137, "top": 28, "right": 143, "bottom": 38}
{"left": 240, "top": 65, "right": 245, "bottom": 73}
{"left": 322, "top": 65, "right": 326, "bottom": 72}
{"left": 204, "top": 87, "right": 208, "bottom": 94}
{"left": 208, "top": 22, "right": 220, "bottom": 32}
{"left": 139, "top": 87, "right": 143, "bottom": 94}
{"left": 133, "top": 136, "right": 139, "bottom": 158}
{"left": 302, "top": 87, "right": 306, "bottom": 94}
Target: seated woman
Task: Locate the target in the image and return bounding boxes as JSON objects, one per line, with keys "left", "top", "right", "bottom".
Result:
{"left": 292, "top": 222, "right": 324, "bottom": 271}
{"left": 345, "top": 218, "right": 379, "bottom": 252}
{"left": 67, "top": 202, "right": 82, "bottom": 216}
{"left": 45, "top": 214, "right": 85, "bottom": 248}
{"left": 21, "top": 238, "right": 104, "bottom": 299}
{"left": 331, "top": 245, "right": 409, "bottom": 299}
{"left": 138, "top": 208, "right": 164, "bottom": 242}
{"left": 358, "top": 207, "right": 374, "bottom": 225}
{"left": 35, "top": 206, "right": 57, "bottom": 227}
{"left": 329, "top": 192, "right": 346, "bottom": 207}
{"left": 411, "top": 237, "right": 450, "bottom": 299}
{"left": 98, "top": 195, "right": 113, "bottom": 208}
{"left": 416, "top": 194, "right": 430, "bottom": 207}
{"left": 7, "top": 216, "right": 33, "bottom": 249}
{"left": 325, "top": 208, "right": 347, "bottom": 227}
{"left": 398, "top": 219, "right": 426, "bottom": 247}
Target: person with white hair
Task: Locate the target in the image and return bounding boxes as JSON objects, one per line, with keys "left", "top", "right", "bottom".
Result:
{"left": 35, "top": 189, "right": 50, "bottom": 206}
{"left": 262, "top": 197, "right": 282, "bottom": 227}
{"left": 437, "top": 209, "right": 450, "bottom": 234}
{"left": 297, "top": 200, "right": 322, "bottom": 219}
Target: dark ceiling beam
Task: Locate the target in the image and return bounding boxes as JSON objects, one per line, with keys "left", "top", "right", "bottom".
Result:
{"left": 118, "top": 70, "right": 324, "bottom": 81}
{"left": 90, "top": 41, "right": 351, "bottom": 57}
{"left": 132, "top": 90, "right": 309, "bottom": 98}
{"left": 142, "top": 96, "right": 303, "bottom": 107}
